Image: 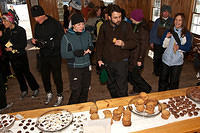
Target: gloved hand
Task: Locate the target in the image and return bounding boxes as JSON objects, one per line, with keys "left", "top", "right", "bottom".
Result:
{"left": 73, "top": 49, "right": 84, "bottom": 57}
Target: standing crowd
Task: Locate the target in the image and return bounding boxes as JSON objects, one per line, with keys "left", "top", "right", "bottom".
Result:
{"left": 0, "top": 0, "right": 192, "bottom": 112}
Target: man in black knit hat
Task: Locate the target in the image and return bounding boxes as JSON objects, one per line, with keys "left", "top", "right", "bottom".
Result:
{"left": 31, "top": 5, "right": 64, "bottom": 107}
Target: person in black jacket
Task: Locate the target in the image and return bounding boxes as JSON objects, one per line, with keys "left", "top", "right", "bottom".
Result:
{"left": 0, "top": 21, "right": 13, "bottom": 112}
{"left": 2, "top": 13, "right": 39, "bottom": 99}
{"left": 31, "top": 5, "right": 64, "bottom": 107}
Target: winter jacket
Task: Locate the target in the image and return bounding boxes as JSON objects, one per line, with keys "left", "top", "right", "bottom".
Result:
{"left": 96, "top": 21, "right": 137, "bottom": 63}
{"left": 128, "top": 21, "right": 149, "bottom": 71}
{"left": 61, "top": 28, "right": 93, "bottom": 68}
{"left": 34, "top": 15, "right": 64, "bottom": 57}
{"left": 150, "top": 17, "right": 173, "bottom": 45}
{"left": 161, "top": 27, "right": 192, "bottom": 66}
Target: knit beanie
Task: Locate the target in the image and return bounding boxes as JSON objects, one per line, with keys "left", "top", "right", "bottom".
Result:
{"left": 31, "top": 5, "right": 45, "bottom": 17}
{"left": 2, "top": 13, "right": 14, "bottom": 24}
{"left": 69, "top": 0, "right": 82, "bottom": 11}
{"left": 130, "top": 9, "right": 144, "bottom": 22}
{"left": 161, "top": 5, "right": 172, "bottom": 13}
{"left": 71, "top": 13, "right": 84, "bottom": 25}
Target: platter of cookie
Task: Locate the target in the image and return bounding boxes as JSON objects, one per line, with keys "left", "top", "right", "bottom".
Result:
{"left": 36, "top": 109, "right": 73, "bottom": 132}
{"left": 186, "top": 86, "right": 200, "bottom": 103}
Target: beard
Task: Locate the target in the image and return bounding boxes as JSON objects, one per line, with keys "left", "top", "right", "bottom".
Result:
{"left": 110, "top": 19, "right": 121, "bottom": 26}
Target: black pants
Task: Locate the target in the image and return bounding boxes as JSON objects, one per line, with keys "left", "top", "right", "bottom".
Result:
{"left": 11, "top": 53, "right": 39, "bottom": 92}
{"left": 105, "top": 61, "right": 128, "bottom": 98}
{"left": 128, "top": 66, "right": 152, "bottom": 93}
{"left": 194, "top": 53, "right": 200, "bottom": 72}
{"left": 153, "top": 44, "right": 165, "bottom": 76}
{"left": 159, "top": 62, "right": 182, "bottom": 91}
{"left": 4, "top": 53, "right": 12, "bottom": 77}
{"left": 40, "top": 56, "right": 63, "bottom": 96}
{"left": 0, "top": 58, "right": 7, "bottom": 109}
{"left": 68, "top": 66, "right": 91, "bottom": 104}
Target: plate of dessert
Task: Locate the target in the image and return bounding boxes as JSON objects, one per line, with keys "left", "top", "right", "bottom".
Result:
{"left": 128, "top": 92, "right": 162, "bottom": 117}
{"left": 36, "top": 109, "right": 73, "bottom": 132}
{"left": 0, "top": 114, "right": 15, "bottom": 131}
{"left": 186, "top": 87, "right": 200, "bottom": 103}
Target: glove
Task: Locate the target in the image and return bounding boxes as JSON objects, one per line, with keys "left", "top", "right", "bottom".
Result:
{"left": 73, "top": 49, "right": 84, "bottom": 57}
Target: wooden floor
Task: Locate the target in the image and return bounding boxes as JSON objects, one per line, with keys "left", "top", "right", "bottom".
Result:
{"left": 1, "top": 49, "right": 198, "bottom": 114}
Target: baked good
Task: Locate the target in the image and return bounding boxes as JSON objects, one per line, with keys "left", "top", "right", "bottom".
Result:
{"left": 158, "top": 103, "right": 168, "bottom": 111}
{"left": 136, "top": 98, "right": 145, "bottom": 105}
{"left": 136, "top": 105, "right": 145, "bottom": 112}
{"left": 122, "top": 120, "right": 131, "bottom": 126}
{"left": 90, "top": 113, "right": 99, "bottom": 120}
{"left": 161, "top": 110, "right": 170, "bottom": 119}
{"left": 118, "top": 106, "right": 125, "bottom": 113}
{"left": 139, "top": 92, "right": 148, "bottom": 101}
{"left": 103, "top": 110, "right": 112, "bottom": 118}
{"left": 90, "top": 106, "right": 98, "bottom": 114}
{"left": 123, "top": 109, "right": 131, "bottom": 116}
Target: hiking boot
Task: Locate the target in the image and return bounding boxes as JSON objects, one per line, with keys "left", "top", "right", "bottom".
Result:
{"left": 20, "top": 91, "right": 28, "bottom": 99}
{"left": 32, "top": 89, "right": 39, "bottom": 98}
{"left": 44, "top": 93, "right": 53, "bottom": 105}
{"left": 53, "top": 96, "right": 63, "bottom": 107}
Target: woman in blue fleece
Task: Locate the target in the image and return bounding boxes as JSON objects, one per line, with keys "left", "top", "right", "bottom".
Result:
{"left": 61, "top": 13, "right": 94, "bottom": 104}
{"left": 158, "top": 13, "right": 192, "bottom": 91}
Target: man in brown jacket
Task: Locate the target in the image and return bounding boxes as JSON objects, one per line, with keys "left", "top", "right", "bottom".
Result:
{"left": 96, "top": 4, "right": 136, "bottom": 98}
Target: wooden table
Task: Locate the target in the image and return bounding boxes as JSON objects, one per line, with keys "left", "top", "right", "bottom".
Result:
{"left": 10, "top": 87, "right": 200, "bottom": 133}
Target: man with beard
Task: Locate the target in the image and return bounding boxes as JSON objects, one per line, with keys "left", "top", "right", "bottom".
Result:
{"left": 96, "top": 4, "right": 136, "bottom": 98}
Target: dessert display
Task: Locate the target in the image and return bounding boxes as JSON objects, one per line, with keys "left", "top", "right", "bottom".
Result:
{"left": 167, "top": 96, "right": 199, "bottom": 118}
{"left": 186, "top": 87, "right": 200, "bottom": 102}
{"left": 71, "top": 113, "right": 87, "bottom": 133}
{"left": 16, "top": 119, "right": 41, "bottom": 133}
{"left": 36, "top": 109, "right": 73, "bottom": 132}
{"left": 128, "top": 92, "right": 161, "bottom": 117}
{"left": 0, "top": 114, "right": 15, "bottom": 131}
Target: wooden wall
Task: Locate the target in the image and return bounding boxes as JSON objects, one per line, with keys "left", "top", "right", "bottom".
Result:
{"left": 162, "top": 0, "right": 195, "bottom": 29}
{"left": 26, "top": 0, "right": 196, "bottom": 36}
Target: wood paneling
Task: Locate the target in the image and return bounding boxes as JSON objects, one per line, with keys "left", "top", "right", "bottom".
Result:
{"left": 26, "top": 0, "right": 196, "bottom": 36}
{"left": 39, "top": 0, "right": 59, "bottom": 20}
{"left": 162, "top": 0, "right": 195, "bottom": 30}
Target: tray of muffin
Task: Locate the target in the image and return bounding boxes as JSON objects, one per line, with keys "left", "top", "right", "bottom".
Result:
{"left": 128, "top": 92, "right": 162, "bottom": 117}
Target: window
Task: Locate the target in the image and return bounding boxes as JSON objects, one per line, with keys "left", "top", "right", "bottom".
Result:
{"left": 191, "top": 0, "right": 200, "bottom": 35}
{"left": 103, "top": 0, "right": 115, "bottom": 6}
{"left": 151, "top": 0, "right": 161, "bottom": 22}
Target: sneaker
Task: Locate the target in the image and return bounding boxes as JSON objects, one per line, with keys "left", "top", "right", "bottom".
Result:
{"left": 32, "top": 89, "right": 39, "bottom": 98}
{"left": 196, "top": 72, "right": 200, "bottom": 79}
{"left": 53, "top": 96, "right": 63, "bottom": 107}
{"left": 0, "top": 102, "right": 13, "bottom": 112}
{"left": 44, "top": 93, "right": 53, "bottom": 105}
{"left": 20, "top": 91, "right": 28, "bottom": 99}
